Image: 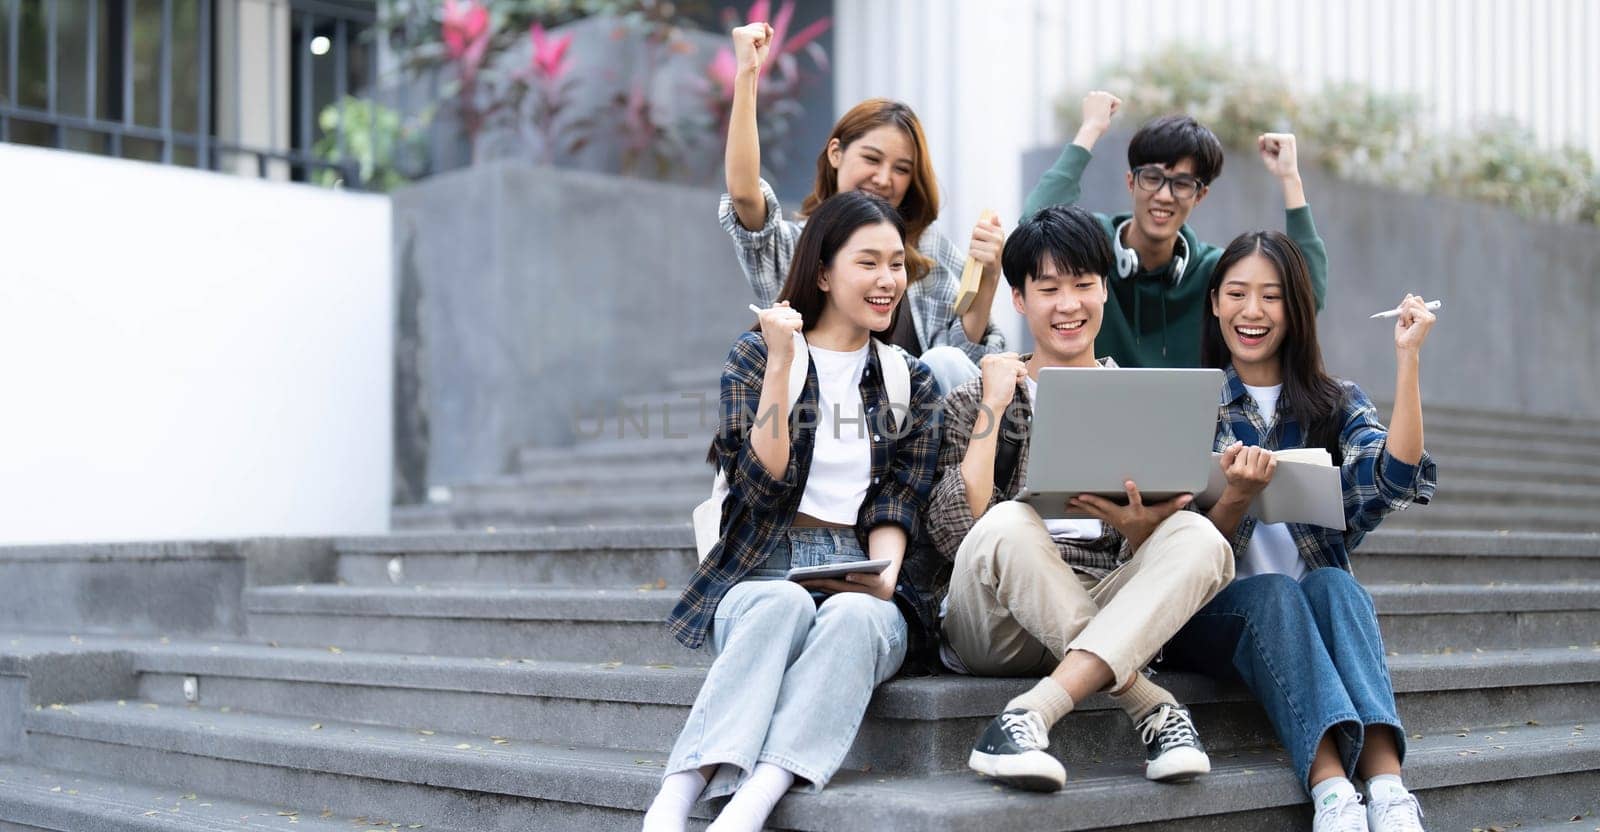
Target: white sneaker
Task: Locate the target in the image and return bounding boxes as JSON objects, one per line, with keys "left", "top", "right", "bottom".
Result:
{"left": 1312, "top": 789, "right": 1369, "bottom": 832}
{"left": 1366, "top": 789, "right": 1425, "bottom": 832}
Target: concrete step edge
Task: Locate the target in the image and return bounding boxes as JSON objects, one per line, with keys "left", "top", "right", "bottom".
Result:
{"left": 128, "top": 641, "right": 1600, "bottom": 720}
{"left": 24, "top": 703, "right": 1600, "bottom": 832}
{"left": 0, "top": 761, "right": 363, "bottom": 831}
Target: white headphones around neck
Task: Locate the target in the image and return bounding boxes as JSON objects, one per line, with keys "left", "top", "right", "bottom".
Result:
{"left": 1113, "top": 218, "right": 1189, "bottom": 286}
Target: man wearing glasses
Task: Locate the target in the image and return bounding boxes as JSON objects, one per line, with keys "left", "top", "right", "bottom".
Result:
{"left": 1021, "top": 92, "right": 1328, "bottom": 368}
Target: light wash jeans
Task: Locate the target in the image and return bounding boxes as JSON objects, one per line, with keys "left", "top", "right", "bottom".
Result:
{"left": 664, "top": 527, "right": 908, "bottom": 799}
{"left": 1161, "top": 568, "right": 1404, "bottom": 791}
{"left": 918, "top": 345, "right": 982, "bottom": 395}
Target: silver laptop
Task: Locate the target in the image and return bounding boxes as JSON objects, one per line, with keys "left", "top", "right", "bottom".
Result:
{"left": 1019, "top": 367, "right": 1224, "bottom": 518}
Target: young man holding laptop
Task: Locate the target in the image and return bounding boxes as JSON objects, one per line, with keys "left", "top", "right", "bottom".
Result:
{"left": 917, "top": 205, "right": 1234, "bottom": 792}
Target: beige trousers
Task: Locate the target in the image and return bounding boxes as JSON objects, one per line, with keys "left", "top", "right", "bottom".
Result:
{"left": 942, "top": 501, "right": 1234, "bottom": 689}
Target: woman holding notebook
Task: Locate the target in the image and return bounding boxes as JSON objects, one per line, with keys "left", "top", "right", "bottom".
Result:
{"left": 644, "top": 191, "right": 940, "bottom": 832}
{"left": 719, "top": 21, "right": 1005, "bottom": 392}
{"left": 1161, "top": 230, "right": 1438, "bottom": 832}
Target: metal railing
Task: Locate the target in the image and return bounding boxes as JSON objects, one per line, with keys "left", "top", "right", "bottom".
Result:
{"left": 0, "top": 0, "right": 379, "bottom": 187}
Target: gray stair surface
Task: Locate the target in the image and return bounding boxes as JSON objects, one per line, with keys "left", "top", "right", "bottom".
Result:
{"left": 6, "top": 386, "right": 1599, "bottom": 828}
{"left": 20, "top": 698, "right": 1600, "bottom": 832}
{"left": 0, "top": 761, "right": 380, "bottom": 831}
{"left": 406, "top": 389, "right": 1600, "bottom": 531}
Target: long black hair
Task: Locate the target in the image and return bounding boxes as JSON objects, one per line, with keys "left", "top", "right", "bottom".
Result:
{"left": 713, "top": 191, "right": 907, "bottom": 467}
{"left": 1201, "top": 230, "right": 1345, "bottom": 458}
{"left": 769, "top": 189, "right": 906, "bottom": 331}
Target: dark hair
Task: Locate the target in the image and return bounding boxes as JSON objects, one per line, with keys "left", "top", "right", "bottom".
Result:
{"left": 799, "top": 99, "right": 937, "bottom": 281}
{"left": 1128, "top": 115, "right": 1225, "bottom": 185}
{"left": 715, "top": 191, "right": 906, "bottom": 467}
{"left": 1002, "top": 205, "right": 1114, "bottom": 292}
{"left": 772, "top": 190, "right": 906, "bottom": 332}
{"left": 1201, "top": 231, "right": 1345, "bottom": 456}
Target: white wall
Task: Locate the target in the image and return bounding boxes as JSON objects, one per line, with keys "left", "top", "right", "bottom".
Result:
{"left": 0, "top": 144, "right": 392, "bottom": 544}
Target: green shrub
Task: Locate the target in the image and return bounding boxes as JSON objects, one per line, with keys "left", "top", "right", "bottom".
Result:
{"left": 1063, "top": 47, "right": 1600, "bottom": 228}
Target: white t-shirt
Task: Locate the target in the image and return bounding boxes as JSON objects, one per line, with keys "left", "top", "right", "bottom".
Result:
{"left": 1235, "top": 383, "right": 1307, "bottom": 581}
{"left": 796, "top": 343, "right": 873, "bottom": 525}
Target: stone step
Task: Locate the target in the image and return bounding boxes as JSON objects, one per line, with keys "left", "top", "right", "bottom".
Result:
{"left": 613, "top": 387, "right": 1600, "bottom": 450}
{"left": 515, "top": 436, "right": 711, "bottom": 470}
{"left": 24, "top": 702, "right": 1600, "bottom": 831}
{"left": 243, "top": 584, "right": 698, "bottom": 665}
{"left": 399, "top": 474, "right": 1594, "bottom": 533}
{"left": 391, "top": 498, "right": 696, "bottom": 532}
{"left": 0, "top": 761, "right": 364, "bottom": 831}
{"left": 436, "top": 471, "right": 1600, "bottom": 519}
{"left": 1351, "top": 530, "right": 1600, "bottom": 583}
{"left": 333, "top": 526, "right": 1600, "bottom": 588}
{"left": 1380, "top": 501, "right": 1599, "bottom": 533}
{"left": 126, "top": 640, "right": 1600, "bottom": 776}
{"left": 242, "top": 580, "right": 1600, "bottom": 664}
{"left": 334, "top": 527, "right": 698, "bottom": 587}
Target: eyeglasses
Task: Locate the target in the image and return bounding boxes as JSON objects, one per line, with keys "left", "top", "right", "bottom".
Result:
{"left": 1132, "top": 166, "right": 1205, "bottom": 200}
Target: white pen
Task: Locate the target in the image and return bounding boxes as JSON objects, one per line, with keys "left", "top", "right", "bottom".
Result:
{"left": 748, "top": 303, "right": 763, "bottom": 315}
{"left": 1370, "top": 299, "right": 1441, "bottom": 319}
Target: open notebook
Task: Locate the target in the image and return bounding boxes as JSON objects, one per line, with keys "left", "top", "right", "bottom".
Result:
{"left": 1195, "top": 448, "right": 1346, "bottom": 530}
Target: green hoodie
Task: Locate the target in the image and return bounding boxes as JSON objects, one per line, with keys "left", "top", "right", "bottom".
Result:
{"left": 1022, "top": 143, "right": 1328, "bottom": 368}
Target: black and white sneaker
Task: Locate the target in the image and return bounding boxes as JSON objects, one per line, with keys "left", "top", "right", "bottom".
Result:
{"left": 1136, "top": 703, "right": 1211, "bottom": 782}
{"left": 967, "top": 708, "right": 1067, "bottom": 792}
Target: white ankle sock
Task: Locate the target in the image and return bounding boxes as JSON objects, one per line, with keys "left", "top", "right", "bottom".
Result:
{"left": 706, "top": 762, "right": 796, "bottom": 832}
{"left": 1311, "top": 775, "right": 1358, "bottom": 811}
{"left": 1366, "top": 773, "right": 1409, "bottom": 800}
{"left": 641, "top": 769, "right": 707, "bottom": 832}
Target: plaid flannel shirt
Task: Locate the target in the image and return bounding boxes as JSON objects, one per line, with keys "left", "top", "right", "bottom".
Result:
{"left": 667, "top": 331, "right": 943, "bottom": 649}
{"left": 718, "top": 179, "right": 1006, "bottom": 362}
{"left": 1215, "top": 365, "right": 1438, "bottom": 572}
{"left": 909, "top": 356, "right": 1128, "bottom": 607}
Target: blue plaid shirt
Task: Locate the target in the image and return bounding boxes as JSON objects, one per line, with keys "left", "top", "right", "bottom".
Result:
{"left": 1215, "top": 365, "right": 1438, "bottom": 572}
{"left": 667, "top": 332, "right": 943, "bottom": 649}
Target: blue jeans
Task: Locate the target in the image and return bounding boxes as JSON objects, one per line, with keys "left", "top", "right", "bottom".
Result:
{"left": 1161, "top": 568, "right": 1405, "bottom": 790}
{"left": 664, "top": 527, "right": 908, "bottom": 799}
{"left": 918, "top": 345, "right": 981, "bottom": 395}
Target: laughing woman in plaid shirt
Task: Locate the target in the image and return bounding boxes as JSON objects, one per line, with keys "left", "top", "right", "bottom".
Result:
{"left": 643, "top": 192, "right": 941, "bottom": 832}
{"left": 718, "top": 22, "right": 1006, "bottom": 393}
{"left": 1162, "top": 231, "right": 1439, "bottom": 832}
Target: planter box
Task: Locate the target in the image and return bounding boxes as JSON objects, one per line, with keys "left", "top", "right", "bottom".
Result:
{"left": 391, "top": 162, "right": 750, "bottom": 500}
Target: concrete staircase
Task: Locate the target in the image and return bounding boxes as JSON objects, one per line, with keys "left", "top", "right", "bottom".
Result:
{"left": 3, "top": 365, "right": 1599, "bottom": 830}
{"left": 396, "top": 369, "right": 1600, "bottom": 534}
{"left": 2, "top": 525, "right": 1599, "bottom": 830}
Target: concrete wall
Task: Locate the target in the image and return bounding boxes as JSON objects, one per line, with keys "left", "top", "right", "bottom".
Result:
{"left": 0, "top": 144, "right": 393, "bottom": 544}
{"left": 1021, "top": 133, "right": 1600, "bottom": 418}
{"left": 391, "top": 162, "right": 750, "bottom": 496}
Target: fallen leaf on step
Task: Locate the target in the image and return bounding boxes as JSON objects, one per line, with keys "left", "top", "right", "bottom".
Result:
{"left": 647, "top": 664, "right": 675, "bottom": 670}
{"left": 182, "top": 793, "right": 196, "bottom": 800}
{"left": 309, "top": 724, "right": 322, "bottom": 730}
{"left": 600, "top": 661, "right": 623, "bottom": 670}
{"left": 49, "top": 786, "right": 60, "bottom": 792}
{"left": 328, "top": 646, "right": 343, "bottom": 654}
{"left": 1527, "top": 720, "right": 1542, "bottom": 726}
{"left": 491, "top": 737, "right": 509, "bottom": 745}
{"left": 454, "top": 743, "right": 472, "bottom": 750}
{"left": 321, "top": 809, "right": 333, "bottom": 818}
{"left": 417, "top": 730, "right": 435, "bottom": 735}
{"left": 277, "top": 811, "right": 298, "bottom": 817}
